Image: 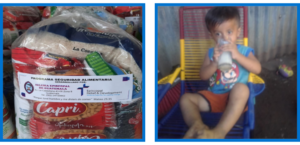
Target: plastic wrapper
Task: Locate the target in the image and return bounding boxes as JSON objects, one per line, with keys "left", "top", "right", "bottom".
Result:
{"left": 3, "top": 6, "right": 41, "bottom": 23}
{"left": 42, "top": 6, "right": 72, "bottom": 19}
{"left": 89, "top": 7, "right": 134, "bottom": 34}
{"left": 12, "top": 8, "right": 143, "bottom": 139}
{"left": 113, "top": 6, "right": 142, "bottom": 18}
{"left": 42, "top": 6, "right": 134, "bottom": 34}
{"left": 3, "top": 6, "right": 42, "bottom": 47}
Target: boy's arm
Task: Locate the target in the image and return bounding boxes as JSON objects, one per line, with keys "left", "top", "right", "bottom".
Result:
{"left": 199, "top": 51, "right": 218, "bottom": 80}
{"left": 235, "top": 51, "right": 261, "bottom": 74}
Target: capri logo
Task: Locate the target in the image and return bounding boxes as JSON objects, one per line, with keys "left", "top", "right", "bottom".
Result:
{"left": 33, "top": 102, "right": 87, "bottom": 117}
{"left": 77, "top": 84, "right": 89, "bottom": 96}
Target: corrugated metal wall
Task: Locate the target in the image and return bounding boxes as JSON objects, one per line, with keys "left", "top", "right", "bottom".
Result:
{"left": 157, "top": 6, "right": 181, "bottom": 78}
{"left": 248, "top": 6, "right": 297, "bottom": 62}
{"left": 157, "top": 6, "right": 297, "bottom": 77}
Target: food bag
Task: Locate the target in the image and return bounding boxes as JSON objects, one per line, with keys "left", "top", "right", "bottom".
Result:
{"left": 12, "top": 8, "right": 143, "bottom": 139}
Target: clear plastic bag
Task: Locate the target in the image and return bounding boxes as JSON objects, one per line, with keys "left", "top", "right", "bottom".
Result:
{"left": 3, "top": 6, "right": 41, "bottom": 47}
{"left": 43, "top": 6, "right": 134, "bottom": 34}
{"left": 12, "top": 8, "right": 143, "bottom": 139}
{"left": 88, "top": 7, "right": 134, "bottom": 34}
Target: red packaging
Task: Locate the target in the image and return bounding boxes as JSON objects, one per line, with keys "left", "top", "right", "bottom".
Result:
{"left": 12, "top": 47, "right": 71, "bottom": 68}
{"left": 105, "top": 6, "right": 114, "bottom": 14}
{"left": 3, "top": 18, "right": 14, "bottom": 29}
{"left": 30, "top": 102, "right": 115, "bottom": 139}
{"left": 15, "top": 22, "right": 34, "bottom": 30}
{"left": 42, "top": 7, "right": 51, "bottom": 18}
{"left": 113, "top": 6, "right": 142, "bottom": 18}
{"left": 37, "top": 6, "right": 45, "bottom": 14}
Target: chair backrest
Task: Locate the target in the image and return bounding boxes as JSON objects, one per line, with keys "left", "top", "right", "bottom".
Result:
{"left": 179, "top": 6, "right": 248, "bottom": 81}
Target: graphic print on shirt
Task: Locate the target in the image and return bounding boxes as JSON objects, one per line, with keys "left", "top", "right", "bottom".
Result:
{"left": 209, "top": 62, "right": 240, "bottom": 90}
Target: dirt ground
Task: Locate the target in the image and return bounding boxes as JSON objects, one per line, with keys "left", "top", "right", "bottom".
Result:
{"left": 253, "top": 64, "right": 297, "bottom": 138}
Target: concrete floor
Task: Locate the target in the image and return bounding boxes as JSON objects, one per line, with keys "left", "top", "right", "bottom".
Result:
{"left": 253, "top": 54, "right": 297, "bottom": 138}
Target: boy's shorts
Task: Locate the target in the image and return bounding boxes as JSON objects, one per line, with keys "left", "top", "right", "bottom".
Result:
{"left": 198, "top": 90, "right": 248, "bottom": 113}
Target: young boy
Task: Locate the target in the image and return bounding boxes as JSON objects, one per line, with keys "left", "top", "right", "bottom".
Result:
{"left": 180, "top": 7, "right": 261, "bottom": 139}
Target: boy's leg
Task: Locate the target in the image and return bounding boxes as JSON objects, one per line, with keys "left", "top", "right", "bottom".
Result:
{"left": 180, "top": 93, "right": 210, "bottom": 138}
{"left": 199, "top": 83, "right": 249, "bottom": 139}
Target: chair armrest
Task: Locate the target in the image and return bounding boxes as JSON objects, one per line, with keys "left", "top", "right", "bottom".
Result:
{"left": 247, "top": 73, "right": 265, "bottom": 97}
{"left": 158, "top": 67, "right": 181, "bottom": 104}
{"left": 158, "top": 67, "right": 181, "bottom": 85}
{"left": 247, "top": 73, "right": 265, "bottom": 130}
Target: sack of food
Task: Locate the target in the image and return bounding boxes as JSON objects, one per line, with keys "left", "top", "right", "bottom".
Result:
{"left": 12, "top": 8, "right": 143, "bottom": 139}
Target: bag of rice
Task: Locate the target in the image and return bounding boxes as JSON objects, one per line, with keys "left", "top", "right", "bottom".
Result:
{"left": 11, "top": 8, "right": 143, "bottom": 139}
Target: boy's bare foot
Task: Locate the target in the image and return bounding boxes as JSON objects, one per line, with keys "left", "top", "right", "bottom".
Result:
{"left": 196, "top": 128, "right": 226, "bottom": 139}
{"left": 183, "top": 121, "right": 209, "bottom": 139}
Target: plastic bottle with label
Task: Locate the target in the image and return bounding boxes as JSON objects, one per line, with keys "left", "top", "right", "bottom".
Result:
{"left": 14, "top": 90, "right": 33, "bottom": 139}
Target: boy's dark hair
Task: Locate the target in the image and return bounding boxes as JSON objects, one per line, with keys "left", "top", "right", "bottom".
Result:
{"left": 205, "top": 6, "right": 240, "bottom": 32}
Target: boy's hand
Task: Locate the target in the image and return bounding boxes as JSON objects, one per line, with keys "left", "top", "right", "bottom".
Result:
{"left": 213, "top": 45, "right": 221, "bottom": 62}
{"left": 221, "top": 42, "right": 240, "bottom": 59}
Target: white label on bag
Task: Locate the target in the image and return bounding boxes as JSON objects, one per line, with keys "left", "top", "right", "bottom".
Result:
{"left": 18, "top": 72, "right": 133, "bottom": 102}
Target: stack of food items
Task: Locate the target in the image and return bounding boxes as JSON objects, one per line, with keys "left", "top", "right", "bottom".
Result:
{"left": 3, "top": 6, "right": 44, "bottom": 140}
{"left": 10, "top": 7, "right": 143, "bottom": 139}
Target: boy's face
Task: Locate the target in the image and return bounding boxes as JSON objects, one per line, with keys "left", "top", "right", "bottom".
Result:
{"left": 210, "top": 19, "right": 241, "bottom": 44}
